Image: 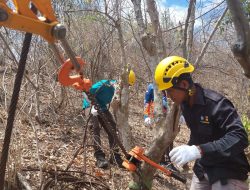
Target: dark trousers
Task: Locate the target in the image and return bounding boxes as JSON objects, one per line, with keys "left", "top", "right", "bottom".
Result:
{"left": 190, "top": 174, "right": 248, "bottom": 190}
{"left": 91, "top": 110, "right": 119, "bottom": 158}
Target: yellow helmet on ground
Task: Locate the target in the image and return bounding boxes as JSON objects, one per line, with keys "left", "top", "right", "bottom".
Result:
{"left": 129, "top": 70, "right": 136, "bottom": 86}
{"left": 155, "top": 56, "right": 194, "bottom": 91}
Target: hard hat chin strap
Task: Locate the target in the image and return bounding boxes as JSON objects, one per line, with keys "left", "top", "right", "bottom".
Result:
{"left": 172, "top": 82, "right": 194, "bottom": 95}
{"left": 172, "top": 85, "right": 194, "bottom": 106}
{"left": 171, "top": 73, "right": 194, "bottom": 96}
{"left": 172, "top": 86, "right": 194, "bottom": 96}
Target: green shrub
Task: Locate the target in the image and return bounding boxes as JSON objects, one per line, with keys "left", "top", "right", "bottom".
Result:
{"left": 242, "top": 115, "right": 250, "bottom": 142}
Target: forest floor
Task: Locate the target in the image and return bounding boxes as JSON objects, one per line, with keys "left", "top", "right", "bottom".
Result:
{"left": 0, "top": 91, "right": 246, "bottom": 189}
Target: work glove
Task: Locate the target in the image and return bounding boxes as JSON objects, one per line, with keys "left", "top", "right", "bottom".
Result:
{"left": 179, "top": 115, "right": 186, "bottom": 125}
{"left": 169, "top": 145, "right": 201, "bottom": 167}
{"left": 91, "top": 107, "right": 98, "bottom": 116}
{"left": 144, "top": 117, "right": 152, "bottom": 127}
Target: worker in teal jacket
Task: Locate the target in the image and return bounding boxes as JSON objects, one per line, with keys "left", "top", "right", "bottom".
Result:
{"left": 82, "top": 80, "right": 122, "bottom": 169}
{"left": 82, "top": 71, "right": 136, "bottom": 169}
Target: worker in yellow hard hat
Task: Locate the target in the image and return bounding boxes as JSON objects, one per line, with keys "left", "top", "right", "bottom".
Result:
{"left": 154, "top": 56, "right": 249, "bottom": 190}
{"left": 155, "top": 56, "right": 194, "bottom": 103}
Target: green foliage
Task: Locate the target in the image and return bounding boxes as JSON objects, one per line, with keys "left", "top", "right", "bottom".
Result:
{"left": 128, "top": 179, "right": 152, "bottom": 190}
{"left": 242, "top": 115, "right": 250, "bottom": 142}
{"left": 83, "top": 13, "right": 106, "bottom": 23}
{"left": 241, "top": 0, "right": 250, "bottom": 14}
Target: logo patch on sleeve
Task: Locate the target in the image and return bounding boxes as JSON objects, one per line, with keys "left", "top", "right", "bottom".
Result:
{"left": 200, "top": 115, "right": 210, "bottom": 124}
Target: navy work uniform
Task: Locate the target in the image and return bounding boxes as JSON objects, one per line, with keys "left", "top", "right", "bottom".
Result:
{"left": 181, "top": 83, "right": 250, "bottom": 185}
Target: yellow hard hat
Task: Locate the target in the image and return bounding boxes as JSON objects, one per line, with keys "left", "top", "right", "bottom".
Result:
{"left": 154, "top": 56, "right": 194, "bottom": 91}
{"left": 129, "top": 70, "right": 136, "bottom": 85}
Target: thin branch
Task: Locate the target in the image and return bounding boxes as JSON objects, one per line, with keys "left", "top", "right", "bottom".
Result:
{"left": 63, "top": 8, "right": 117, "bottom": 27}
{"left": 127, "top": 17, "right": 153, "bottom": 78}
{"left": 194, "top": 8, "right": 228, "bottom": 66}
{"left": 0, "top": 31, "right": 38, "bottom": 90}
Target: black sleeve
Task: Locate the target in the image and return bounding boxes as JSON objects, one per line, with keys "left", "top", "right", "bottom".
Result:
{"left": 188, "top": 133, "right": 195, "bottom": 145}
{"left": 199, "top": 98, "right": 248, "bottom": 160}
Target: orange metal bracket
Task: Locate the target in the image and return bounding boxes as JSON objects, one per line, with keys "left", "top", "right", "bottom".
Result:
{"left": 0, "top": 0, "right": 58, "bottom": 42}
{"left": 13, "top": 0, "right": 57, "bottom": 21}
{"left": 58, "top": 57, "right": 92, "bottom": 92}
{"left": 123, "top": 146, "right": 186, "bottom": 183}
{"left": 123, "top": 146, "right": 171, "bottom": 176}
{"left": 0, "top": 0, "right": 92, "bottom": 91}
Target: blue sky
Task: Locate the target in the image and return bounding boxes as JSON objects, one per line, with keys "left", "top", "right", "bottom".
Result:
{"left": 159, "top": 0, "right": 189, "bottom": 24}
{"left": 160, "top": 0, "right": 224, "bottom": 26}
{"left": 163, "top": 0, "right": 189, "bottom": 7}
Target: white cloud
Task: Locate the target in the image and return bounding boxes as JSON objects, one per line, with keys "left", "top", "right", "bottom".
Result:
{"left": 168, "top": 5, "right": 187, "bottom": 24}
{"left": 157, "top": 0, "right": 187, "bottom": 24}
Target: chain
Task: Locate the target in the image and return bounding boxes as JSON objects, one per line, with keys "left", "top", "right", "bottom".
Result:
{"left": 85, "top": 92, "right": 129, "bottom": 158}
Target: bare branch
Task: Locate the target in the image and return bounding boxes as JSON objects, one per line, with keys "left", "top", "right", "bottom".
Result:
{"left": 194, "top": 8, "right": 228, "bottom": 66}
{"left": 0, "top": 32, "right": 38, "bottom": 90}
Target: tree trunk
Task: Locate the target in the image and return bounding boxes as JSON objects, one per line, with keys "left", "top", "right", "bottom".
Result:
{"left": 130, "top": 0, "right": 180, "bottom": 189}
{"left": 114, "top": 0, "right": 134, "bottom": 150}
{"left": 183, "top": 0, "right": 196, "bottom": 58}
{"left": 131, "top": 0, "right": 146, "bottom": 35}
{"left": 226, "top": 0, "right": 250, "bottom": 78}
{"left": 131, "top": 104, "right": 181, "bottom": 189}
{"left": 186, "top": 0, "right": 196, "bottom": 60}
{"left": 146, "top": 0, "right": 166, "bottom": 59}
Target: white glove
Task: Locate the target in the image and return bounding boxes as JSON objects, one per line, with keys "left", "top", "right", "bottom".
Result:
{"left": 91, "top": 107, "right": 98, "bottom": 116}
{"left": 144, "top": 117, "right": 152, "bottom": 127}
{"left": 169, "top": 145, "right": 201, "bottom": 167}
{"left": 179, "top": 115, "right": 186, "bottom": 125}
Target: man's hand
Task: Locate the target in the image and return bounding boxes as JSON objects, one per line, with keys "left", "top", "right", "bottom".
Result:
{"left": 169, "top": 145, "right": 201, "bottom": 167}
{"left": 144, "top": 117, "right": 152, "bottom": 127}
{"left": 91, "top": 107, "right": 98, "bottom": 116}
